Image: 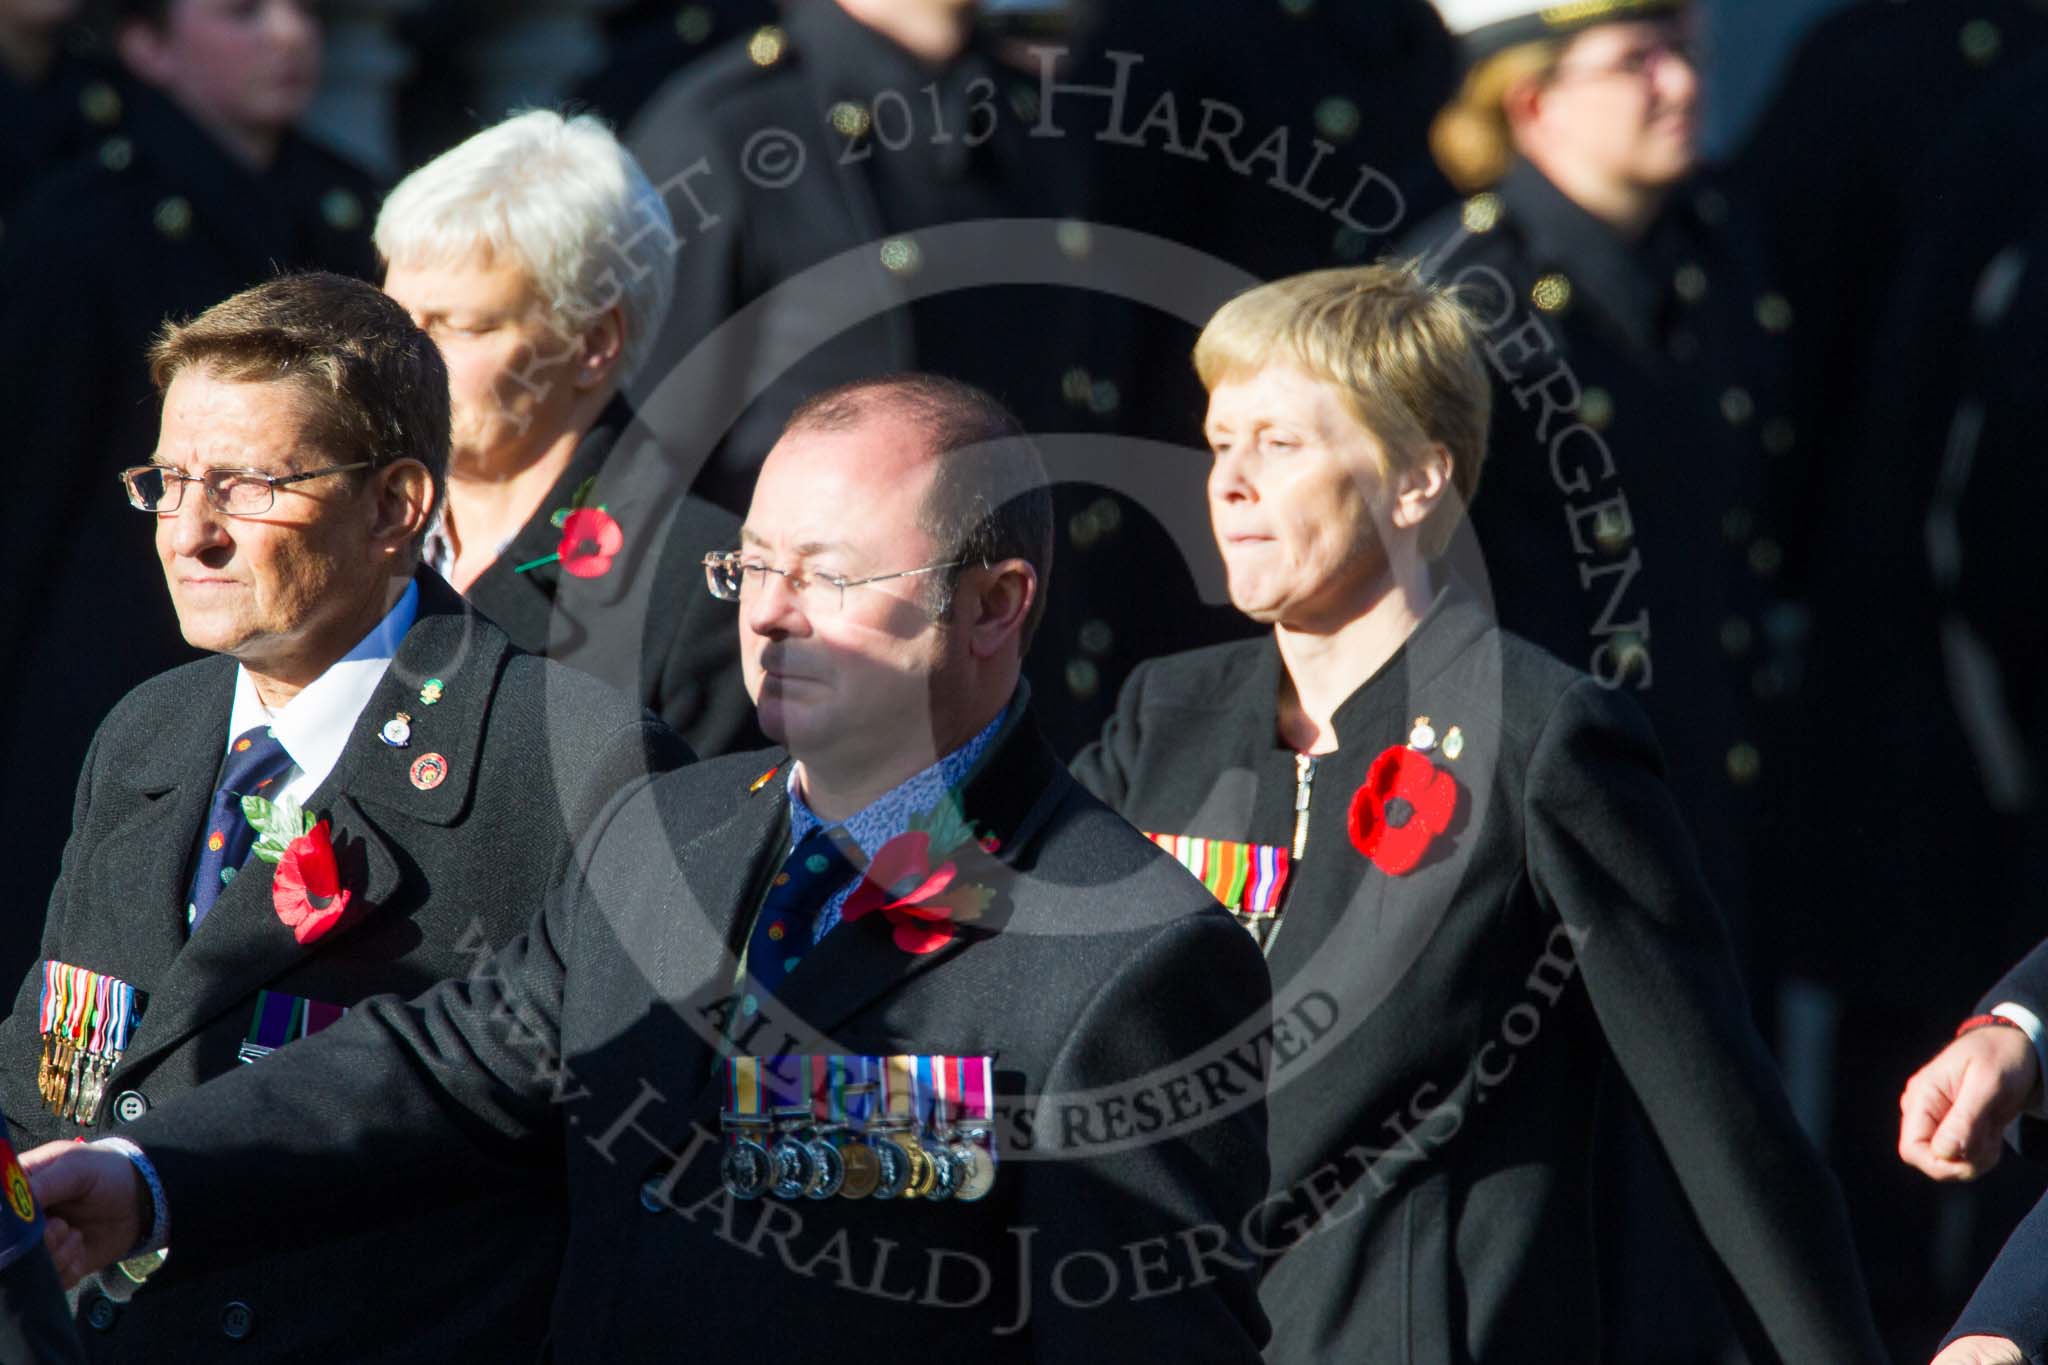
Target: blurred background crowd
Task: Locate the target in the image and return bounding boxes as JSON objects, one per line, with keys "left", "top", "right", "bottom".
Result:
{"left": 3, "top": 0, "right": 2046, "bottom": 1359}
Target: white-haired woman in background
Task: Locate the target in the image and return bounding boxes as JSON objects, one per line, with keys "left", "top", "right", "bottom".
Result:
{"left": 378, "top": 108, "right": 758, "bottom": 756}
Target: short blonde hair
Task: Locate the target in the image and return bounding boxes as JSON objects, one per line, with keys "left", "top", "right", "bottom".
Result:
{"left": 1193, "top": 262, "right": 1492, "bottom": 559}
{"left": 1428, "top": 39, "right": 1563, "bottom": 193}
{"left": 375, "top": 109, "right": 674, "bottom": 383}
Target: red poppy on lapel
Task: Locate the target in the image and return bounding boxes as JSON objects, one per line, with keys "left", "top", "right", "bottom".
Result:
{"left": 558, "top": 508, "right": 623, "bottom": 579}
{"left": 841, "top": 832, "right": 993, "bottom": 955}
{"left": 272, "top": 820, "right": 352, "bottom": 945}
{"left": 1347, "top": 746, "right": 1459, "bottom": 876}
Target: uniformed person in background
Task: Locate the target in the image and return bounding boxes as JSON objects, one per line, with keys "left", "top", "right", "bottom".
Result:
{"left": 623, "top": 0, "right": 1133, "bottom": 751}
{"left": 374, "top": 110, "right": 761, "bottom": 757}
{"left": 0, "top": 0, "right": 381, "bottom": 978}
{"left": 0, "top": 0, "right": 121, "bottom": 218}
{"left": 1398, "top": 3, "right": 1810, "bottom": 1357}
{"left": 1401, "top": 0, "right": 1794, "bottom": 956}
{"left": 1738, "top": 14, "right": 2048, "bottom": 1352}
{"left": 569, "top": 0, "right": 777, "bottom": 133}
{"left": 1064, "top": 0, "right": 1465, "bottom": 750}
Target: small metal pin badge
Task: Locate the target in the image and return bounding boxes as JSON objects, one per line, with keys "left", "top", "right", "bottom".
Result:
{"left": 417, "top": 679, "right": 444, "bottom": 707}
{"left": 1442, "top": 726, "right": 1465, "bottom": 761}
{"left": 1408, "top": 716, "right": 1437, "bottom": 752}
{"left": 379, "top": 712, "right": 412, "bottom": 748}
{"left": 409, "top": 753, "right": 448, "bottom": 791}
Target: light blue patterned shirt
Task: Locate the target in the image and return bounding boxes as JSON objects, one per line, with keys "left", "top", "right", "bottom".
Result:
{"left": 787, "top": 703, "right": 1009, "bottom": 942}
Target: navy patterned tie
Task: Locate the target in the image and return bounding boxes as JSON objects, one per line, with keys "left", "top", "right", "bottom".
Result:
{"left": 185, "top": 725, "right": 295, "bottom": 930}
{"left": 744, "top": 828, "right": 859, "bottom": 995}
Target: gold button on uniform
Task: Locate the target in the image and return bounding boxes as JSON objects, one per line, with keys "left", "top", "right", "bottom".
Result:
{"left": 747, "top": 25, "right": 787, "bottom": 65}
{"left": 1960, "top": 19, "right": 2001, "bottom": 63}
{"left": 1314, "top": 97, "right": 1359, "bottom": 143}
{"left": 153, "top": 196, "right": 193, "bottom": 240}
{"left": 676, "top": 5, "right": 713, "bottom": 44}
{"left": 829, "top": 101, "right": 870, "bottom": 138}
{"left": 1755, "top": 292, "right": 1794, "bottom": 333}
{"left": 321, "top": 187, "right": 362, "bottom": 231}
{"left": 1461, "top": 193, "right": 1502, "bottom": 234}
{"left": 79, "top": 81, "right": 121, "bottom": 127}
{"left": 1531, "top": 273, "right": 1572, "bottom": 313}
{"left": 1726, "top": 742, "right": 1762, "bottom": 785}
{"left": 1580, "top": 386, "right": 1614, "bottom": 430}
{"left": 879, "top": 237, "right": 920, "bottom": 274}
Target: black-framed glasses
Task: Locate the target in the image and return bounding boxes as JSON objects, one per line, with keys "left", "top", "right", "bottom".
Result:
{"left": 119, "top": 462, "right": 373, "bottom": 516}
{"left": 702, "top": 551, "right": 967, "bottom": 614}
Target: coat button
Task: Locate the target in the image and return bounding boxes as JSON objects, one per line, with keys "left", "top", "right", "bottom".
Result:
{"left": 220, "top": 1301, "right": 254, "bottom": 1340}
{"left": 112, "top": 1091, "right": 149, "bottom": 1123}
{"left": 1726, "top": 742, "right": 1762, "bottom": 785}
{"left": 86, "top": 1295, "right": 117, "bottom": 1331}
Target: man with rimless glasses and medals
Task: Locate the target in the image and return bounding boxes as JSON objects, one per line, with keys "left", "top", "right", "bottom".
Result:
{"left": 26, "top": 373, "right": 1274, "bottom": 1361}
{"left": 0, "top": 271, "right": 688, "bottom": 1361}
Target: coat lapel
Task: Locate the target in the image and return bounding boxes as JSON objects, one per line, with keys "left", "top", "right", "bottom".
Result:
{"left": 116, "top": 580, "right": 507, "bottom": 1075}
{"left": 101, "top": 658, "right": 240, "bottom": 973}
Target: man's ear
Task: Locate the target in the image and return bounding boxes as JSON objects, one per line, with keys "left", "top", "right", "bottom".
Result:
{"left": 369, "top": 460, "right": 435, "bottom": 554}
{"left": 572, "top": 305, "right": 627, "bottom": 394}
{"left": 115, "top": 20, "right": 172, "bottom": 89}
{"left": 959, "top": 558, "right": 1036, "bottom": 661}
{"left": 1387, "top": 444, "right": 1453, "bottom": 533}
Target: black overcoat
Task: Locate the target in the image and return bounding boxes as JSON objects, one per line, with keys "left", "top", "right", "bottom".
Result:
{"left": 1072, "top": 585, "right": 1886, "bottom": 1364}
{"left": 0, "top": 574, "right": 689, "bottom": 1361}
{"left": 117, "top": 702, "right": 1276, "bottom": 1360}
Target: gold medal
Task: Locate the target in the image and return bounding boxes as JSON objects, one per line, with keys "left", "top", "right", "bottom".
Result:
{"left": 836, "top": 1136, "right": 881, "bottom": 1198}
{"left": 896, "top": 1132, "right": 936, "bottom": 1198}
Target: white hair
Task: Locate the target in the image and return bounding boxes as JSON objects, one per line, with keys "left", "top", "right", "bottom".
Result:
{"left": 375, "top": 109, "right": 676, "bottom": 384}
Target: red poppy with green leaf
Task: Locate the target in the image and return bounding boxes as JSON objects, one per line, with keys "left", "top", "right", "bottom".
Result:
{"left": 242, "top": 796, "right": 352, "bottom": 945}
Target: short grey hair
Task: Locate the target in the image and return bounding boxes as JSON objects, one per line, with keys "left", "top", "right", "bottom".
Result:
{"left": 374, "top": 109, "right": 675, "bottom": 383}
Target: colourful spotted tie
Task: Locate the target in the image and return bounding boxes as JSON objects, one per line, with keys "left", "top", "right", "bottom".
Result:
{"left": 185, "top": 725, "right": 295, "bottom": 930}
{"left": 745, "top": 828, "right": 859, "bottom": 995}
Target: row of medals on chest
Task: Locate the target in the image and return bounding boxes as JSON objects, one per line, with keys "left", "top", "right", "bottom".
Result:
{"left": 717, "top": 1070, "right": 996, "bottom": 1203}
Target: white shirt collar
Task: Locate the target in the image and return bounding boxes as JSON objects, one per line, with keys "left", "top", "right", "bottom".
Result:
{"left": 226, "top": 579, "right": 420, "bottom": 795}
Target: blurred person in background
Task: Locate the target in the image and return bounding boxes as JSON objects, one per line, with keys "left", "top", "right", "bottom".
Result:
{"left": 376, "top": 109, "right": 759, "bottom": 756}
{"left": 0, "top": 0, "right": 119, "bottom": 215}
{"left": 0, "top": 0, "right": 381, "bottom": 985}
{"left": 569, "top": 0, "right": 776, "bottom": 132}
{"left": 1739, "top": 8, "right": 2048, "bottom": 1353}
{"left": 1399, "top": 2, "right": 1813, "bottom": 1357}
{"left": 625, "top": 0, "right": 1151, "bottom": 754}
{"left": 1067, "top": 0, "right": 1465, "bottom": 751}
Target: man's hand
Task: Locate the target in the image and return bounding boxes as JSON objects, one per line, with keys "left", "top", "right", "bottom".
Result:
{"left": 21, "top": 1142, "right": 143, "bottom": 1289}
{"left": 1931, "top": 1335, "right": 2026, "bottom": 1365}
{"left": 1900, "top": 1023, "right": 2044, "bottom": 1180}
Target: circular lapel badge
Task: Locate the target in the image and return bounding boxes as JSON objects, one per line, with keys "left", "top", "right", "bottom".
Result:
{"left": 409, "top": 753, "right": 448, "bottom": 791}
